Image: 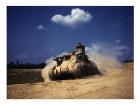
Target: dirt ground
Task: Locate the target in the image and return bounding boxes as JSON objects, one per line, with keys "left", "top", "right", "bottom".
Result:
{"left": 7, "top": 62, "right": 133, "bottom": 99}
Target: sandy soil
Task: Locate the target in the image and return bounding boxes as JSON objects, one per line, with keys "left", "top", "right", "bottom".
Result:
{"left": 7, "top": 62, "right": 133, "bottom": 99}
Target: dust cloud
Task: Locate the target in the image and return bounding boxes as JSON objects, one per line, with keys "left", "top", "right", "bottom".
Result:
{"left": 42, "top": 43, "right": 122, "bottom": 82}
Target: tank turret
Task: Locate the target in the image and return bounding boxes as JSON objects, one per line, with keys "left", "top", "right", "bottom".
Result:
{"left": 75, "top": 42, "right": 85, "bottom": 55}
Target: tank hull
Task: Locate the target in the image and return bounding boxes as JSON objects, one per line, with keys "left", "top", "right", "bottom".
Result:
{"left": 41, "top": 60, "right": 100, "bottom": 81}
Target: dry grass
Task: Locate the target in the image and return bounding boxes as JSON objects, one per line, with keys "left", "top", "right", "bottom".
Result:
{"left": 7, "top": 62, "right": 133, "bottom": 99}
{"left": 7, "top": 69, "right": 43, "bottom": 85}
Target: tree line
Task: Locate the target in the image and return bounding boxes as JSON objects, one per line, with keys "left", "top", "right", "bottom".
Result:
{"left": 7, "top": 61, "right": 46, "bottom": 69}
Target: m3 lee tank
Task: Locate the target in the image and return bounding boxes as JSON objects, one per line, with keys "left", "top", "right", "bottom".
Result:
{"left": 41, "top": 43, "right": 100, "bottom": 82}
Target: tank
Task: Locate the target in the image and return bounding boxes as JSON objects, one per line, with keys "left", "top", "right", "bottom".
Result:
{"left": 41, "top": 43, "right": 100, "bottom": 82}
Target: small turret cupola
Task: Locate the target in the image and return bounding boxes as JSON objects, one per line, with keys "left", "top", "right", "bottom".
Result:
{"left": 75, "top": 43, "right": 85, "bottom": 55}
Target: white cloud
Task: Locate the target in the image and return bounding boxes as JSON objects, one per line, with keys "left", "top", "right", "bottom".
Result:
{"left": 37, "top": 25, "right": 47, "bottom": 31}
{"left": 115, "top": 40, "right": 121, "bottom": 44}
{"left": 50, "top": 48, "right": 54, "bottom": 51}
{"left": 15, "top": 53, "right": 28, "bottom": 59}
{"left": 51, "top": 8, "right": 92, "bottom": 28}
{"left": 115, "top": 45, "right": 129, "bottom": 51}
{"left": 114, "top": 45, "right": 130, "bottom": 57}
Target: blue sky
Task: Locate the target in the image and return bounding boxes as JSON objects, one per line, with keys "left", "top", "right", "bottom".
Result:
{"left": 7, "top": 6, "right": 133, "bottom": 64}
